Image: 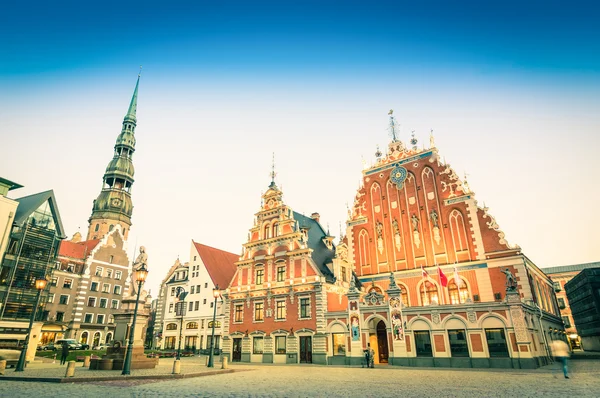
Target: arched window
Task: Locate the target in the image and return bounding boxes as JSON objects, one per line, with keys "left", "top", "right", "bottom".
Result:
{"left": 420, "top": 281, "right": 439, "bottom": 306}
{"left": 400, "top": 286, "right": 409, "bottom": 307}
{"left": 93, "top": 332, "right": 101, "bottom": 348}
{"left": 80, "top": 331, "right": 89, "bottom": 344}
{"left": 263, "top": 224, "right": 271, "bottom": 239}
{"left": 358, "top": 229, "right": 370, "bottom": 267}
{"left": 273, "top": 222, "right": 279, "bottom": 237}
{"left": 186, "top": 322, "right": 199, "bottom": 329}
{"left": 94, "top": 224, "right": 99, "bottom": 232}
{"left": 448, "top": 279, "right": 469, "bottom": 304}
{"left": 105, "top": 332, "right": 112, "bottom": 344}
{"left": 166, "top": 323, "right": 178, "bottom": 330}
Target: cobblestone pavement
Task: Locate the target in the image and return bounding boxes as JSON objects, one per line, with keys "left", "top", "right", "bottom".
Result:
{"left": 2, "top": 360, "right": 599, "bottom": 397}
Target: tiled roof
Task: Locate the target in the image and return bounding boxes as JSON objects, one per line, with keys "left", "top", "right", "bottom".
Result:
{"left": 192, "top": 241, "right": 238, "bottom": 290}
{"left": 293, "top": 212, "right": 336, "bottom": 282}
{"left": 58, "top": 239, "right": 100, "bottom": 260}
{"left": 542, "top": 261, "right": 600, "bottom": 275}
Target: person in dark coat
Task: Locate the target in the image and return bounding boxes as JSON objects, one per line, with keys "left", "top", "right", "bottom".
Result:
{"left": 60, "top": 342, "right": 69, "bottom": 365}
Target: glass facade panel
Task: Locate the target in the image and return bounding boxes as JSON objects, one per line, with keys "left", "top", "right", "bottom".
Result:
{"left": 448, "top": 329, "right": 469, "bottom": 357}
{"left": 414, "top": 331, "right": 433, "bottom": 357}
{"left": 332, "top": 333, "right": 346, "bottom": 356}
{"left": 485, "top": 328, "right": 509, "bottom": 357}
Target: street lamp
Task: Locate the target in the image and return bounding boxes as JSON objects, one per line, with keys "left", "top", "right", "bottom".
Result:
{"left": 207, "top": 285, "right": 220, "bottom": 368}
{"left": 175, "top": 287, "right": 188, "bottom": 360}
{"left": 121, "top": 264, "right": 148, "bottom": 375}
{"left": 15, "top": 277, "right": 47, "bottom": 372}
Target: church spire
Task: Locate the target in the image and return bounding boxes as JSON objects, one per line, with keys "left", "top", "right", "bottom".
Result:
{"left": 125, "top": 67, "right": 141, "bottom": 122}
{"left": 269, "top": 152, "right": 277, "bottom": 189}
{"left": 86, "top": 72, "right": 141, "bottom": 241}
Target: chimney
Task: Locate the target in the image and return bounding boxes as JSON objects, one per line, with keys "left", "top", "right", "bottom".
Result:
{"left": 310, "top": 212, "right": 320, "bottom": 223}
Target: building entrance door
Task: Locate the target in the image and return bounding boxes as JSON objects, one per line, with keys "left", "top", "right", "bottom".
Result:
{"left": 232, "top": 338, "right": 242, "bottom": 362}
{"left": 376, "top": 320, "right": 389, "bottom": 363}
{"left": 299, "top": 336, "right": 312, "bottom": 363}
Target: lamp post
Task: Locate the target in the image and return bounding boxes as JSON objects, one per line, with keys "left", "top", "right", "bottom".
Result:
{"left": 15, "top": 277, "right": 47, "bottom": 372}
{"left": 175, "top": 287, "right": 188, "bottom": 360}
{"left": 207, "top": 285, "right": 220, "bottom": 368}
{"left": 121, "top": 264, "right": 148, "bottom": 375}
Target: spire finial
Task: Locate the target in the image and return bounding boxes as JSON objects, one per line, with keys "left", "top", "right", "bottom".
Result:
{"left": 410, "top": 130, "right": 418, "bottom": 151}
{"left": 388, "top": 109, "right": 400, "bottom": 142}
{"left": 429, "top": 129, "right": 435, "bottom": 148}
{"left": 375, "top": 145, "right": 382, "bottom": 159}
{"left": 269, "top": 152, "right": 277, "bottom": 188}
{"left": 125, "top": 68, "right": 141, "bottom": 121}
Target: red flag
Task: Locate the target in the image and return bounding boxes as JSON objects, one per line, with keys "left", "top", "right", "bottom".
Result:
{"left": 438, "top": 266, "right": 448, "bottom": 287}
{"left": 421, "top": 266, "right": 430, "bottom": 280}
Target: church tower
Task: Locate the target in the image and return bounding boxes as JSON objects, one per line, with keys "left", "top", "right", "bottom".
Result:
{"left": 86, "top": 74, "right": 140, "bottom": 241}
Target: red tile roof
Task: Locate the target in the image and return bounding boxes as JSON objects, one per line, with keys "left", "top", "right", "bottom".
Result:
{"left": 58, "top": 239, "right": 100, "bottom": 260}
{"left": 192, "top": 241, "right": 239, "bottom": 289}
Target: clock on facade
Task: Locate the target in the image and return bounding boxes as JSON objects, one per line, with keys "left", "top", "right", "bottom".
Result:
{"left": 390, "top": 165, "right": 408, "bottom": 189}
{"left": 111, "top": 198, "right": 122, "bottom": 207}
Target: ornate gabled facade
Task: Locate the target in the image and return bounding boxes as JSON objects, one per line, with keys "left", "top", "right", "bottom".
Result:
{"left": 222, "top": 178, "right": 351, "bottom": 364}
{"left": 333, "top": 112, "right": 564, "bottom": 368}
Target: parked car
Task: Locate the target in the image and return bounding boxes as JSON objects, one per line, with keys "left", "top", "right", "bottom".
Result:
{"left": 37, "top": 342, "right": 57, "bottom": 351}
{"left": 55, "top": 339, "right": 82, "bottom": 350}
{"left": 92, "top": 344, "right": 109, "bottom": 350}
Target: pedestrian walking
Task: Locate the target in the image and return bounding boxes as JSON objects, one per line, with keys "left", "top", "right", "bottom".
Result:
{"left": 366, "top": 343, "right": 375, "bottom": 368}
{"left": 60, "top": 342, "right": 69, "bottom": 365}
{"left": 550, "top": 339, "right": 570, "bottom": 379}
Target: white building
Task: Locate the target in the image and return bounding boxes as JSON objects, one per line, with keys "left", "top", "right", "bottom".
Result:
{"left": 157, "top": 241, "right": 238, "bottom": 352}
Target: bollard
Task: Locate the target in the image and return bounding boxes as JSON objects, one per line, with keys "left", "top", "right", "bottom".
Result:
{"left": 0, "top": 359, "right": 6, "bottom": 375}
{"left": 172, "top": 359, "right": 181, "bottom": 374}
{"left": 53, "top": 353, "right": 56, "bottom": 364}
{"left": 205, "top": 356, "right": 209, "bottom": 366}
{"left": 83, "top": 356, "right": 91, "bottom": 368}
{"left": 65, "top": 361, "right": 76, "bottom": 377}
{"left": 221, "top": 356, "right": 228, "bottom": 369}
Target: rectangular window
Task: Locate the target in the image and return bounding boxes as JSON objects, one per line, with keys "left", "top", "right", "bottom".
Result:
{"left": 191, "top": 286, "right": 195, "bottom": 294}
{"left": 97, "top": 314, "right": 105, "bottom": 324}
{"left": 299, "top": 297, "right": 310, "bottom": 319}
{"left": 234, "top": 304, "right": 243, "bottom": 323}
{"left": 414, "top": 331, "right": 433, "bottom": 357}
{"left": 113, "top": 285, "right": 122, "bottom": 295}
{"left": 164, "top": 336, "right": 176, "bottom": 350}
{"left": 189, "top": 302, "right": 193, "bottom": 311}
{"left": 171, "top": 287, "right": 176, "bottom": 296}
{"left": 99, "top": 298, "right": 107, "bottom": 308}
{"left": 275, "top": 336, "right": 286, "bottom": 354}
{"left": 485, "top": 328, "right": 509, "bottom": 357}
{"left": 51, "top": 277, "right": 58, "bottom": 286}
{"left": 169, "top": 303, "right": 174, "bottom": 313}
{"left": 196, "top": 285, "right": 200, "bottom": 293}
{"left": 87, "top": 297, "right": 96, "bottom": 307}
{"left": 59, "top": 295, "right": 69, "bottom": 305}
{"left": 102, "top": 283, "right": 110, "bottom": 293}
{"left": 84, "top": 313, "right": 93, "bottom": 323}
{"left": 203, "top": 298, "right": 207, "bottom": 304}
{"left": 47, "top": 294, "right": 54, "bottom": 303}
{"left": 255, "top": 268, "right": 264, "bottom": 285}
{"left": 56, "top": 312, "right": 64, "bottom": 322}
{"left": 204, "top": 283, "right": 208, "bottom": 288}
{"left": 106, "top": 269, "right": 113, "bottom": 278}
{"left": 277, "top": 266, "right": 285, "bottom": 282}
{"left": 91, "top": 282, "right": 99, "bottom": 291}
{"left": 111, "top": 300, "right": 119, "bottom": 309}
{"left": 276, "top": 300, "right": 286, "bottom": 320}
{"left": 95, "top": 267, "right": 103, "bottom": 277}
{"left": 558, "top": 298, "right": 566, "bottom": 309}
{"left": 253, "top": 337, "right": 264, "bottom": 354}
{"left": 115, "top": 271, "right": 122, "bottom": 280}
{"left": 210, "top": 302, "right": 214, "bottom": 308}
{"left": 201, "top": 319, "right": 205, "bottom": 329}
{"left": 562, "top": 316, "right": 571, "bottom": 328}
{"left": 63, "top": 279, "right": 73, "bottom": 289}
{"left": 448, "top": 329, "right": 469, "bottom": 357}
{"left": 254, "top": 302, "right": 264, "bottom": 322}
{"left": 341, "top": 266, "right": 347, "bottom": 282}
{"left": 195, "top": 301, "right": 199, "bottom": 311}
{"left": 332, "top": 333, "right": 346, "bottom": 356}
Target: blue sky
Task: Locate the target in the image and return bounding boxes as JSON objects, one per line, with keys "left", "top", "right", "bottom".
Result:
{"left": 1, "top": 0, "right": 599, "bottom": 293}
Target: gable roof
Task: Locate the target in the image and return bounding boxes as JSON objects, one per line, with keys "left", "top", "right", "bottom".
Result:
{"left": 192, "top": 241, "right": 238, "bottom": 290}
{"left": 13, "top": 189, "right": 65, "bottom": 238}
{"left": 293, "top": 212, "right": 336, "bottom": 282}
{"left": 58, "top": 239, "right": 101, "bottom": 260}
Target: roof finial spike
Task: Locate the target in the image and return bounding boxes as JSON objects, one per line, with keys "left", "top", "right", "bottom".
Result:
{"left": 375, "top": 144, "right": 382, "bottom": 159}
{"left": 388, "top": 109, "right": 399, "bottom": 142}
{"left": 429, "top": 129, "right": 435, "bottom": 148}
{"left": 269, "top": 152, "right": 277, "bottom": 188}
{"left": 410, "top": 130, "right": 418, "bottom": 151}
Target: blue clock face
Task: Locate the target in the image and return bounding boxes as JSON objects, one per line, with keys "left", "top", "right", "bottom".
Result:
{"left": 390, "top": 165, "right": 408, "bottom": 189}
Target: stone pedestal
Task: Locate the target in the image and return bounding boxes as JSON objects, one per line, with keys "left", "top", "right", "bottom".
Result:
{"left": 92, "top": 296, "right": 158, "bottom": 370}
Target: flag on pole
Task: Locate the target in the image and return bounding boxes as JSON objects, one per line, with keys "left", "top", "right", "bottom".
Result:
{"left": 454, "top": 266, "right": 462, "bottom": 287}
{"left": 437, "top": 266, "right": 448, "bottom": 287}
{"left": 421, "top": 266, "right": 431, "bottom": 280}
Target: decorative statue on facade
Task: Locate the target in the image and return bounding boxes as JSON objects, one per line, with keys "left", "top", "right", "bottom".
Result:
{"left": 130, "top": 246, "right": 148, "bottom": 299}
{"left": 500, "top": 268, "right": 517, "bottom": 292}
{"left": 376, "top": 221, "right": 384, "bottom": 254}
{"left": 411, "top": 214, "right": 421, "bottom": 248}
{"left": 392, "top": 219, "right": 402, "bottom": 250}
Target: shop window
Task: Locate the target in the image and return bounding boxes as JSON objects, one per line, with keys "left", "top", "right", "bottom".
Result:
{"left": 332, "top": 333, "right": 346, "bottom": 356}
{"left": 275, "top": 336, "right": 286, "bottom": 354}
{"left": 485, "top": 328, "right": 509, "bottom": 357}
{"left": 253, "top": 337, "right": 264, "bottom": 354}
{"left": 414, "top": 331, "right": 433, "bottom": 357}
{"left": 448, "top": 329, "right": 469, "bottom": 357}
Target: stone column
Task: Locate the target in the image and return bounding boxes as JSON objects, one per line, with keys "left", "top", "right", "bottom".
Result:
{"left": 386, "top": 273, "right": 406, "bottom": 366}
{"left": 506, "top": 290, "right": 536, "bottom": 369}
{"left": 346, "top": 284, "right": 363, "bottom": 365}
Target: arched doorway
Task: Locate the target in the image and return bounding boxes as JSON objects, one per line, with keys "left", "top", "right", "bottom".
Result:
{"left": 93, "top": 332, "right": 101, "bottom": 348}
{"left": 376, "top": 320, "right": 389, "bottom": 363}
{"left": 105, "top": 332, "right": 113, "bottom": 344}
{"left": 80, "top": 331, "right": 89, "bottom": 345}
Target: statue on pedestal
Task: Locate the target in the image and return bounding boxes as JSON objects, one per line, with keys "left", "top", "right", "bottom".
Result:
{"left": 130, "top": 246, "right": 148, "bottom": 299}
{"left": 501, "top": 268, "right": 517, "bottom": 292}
